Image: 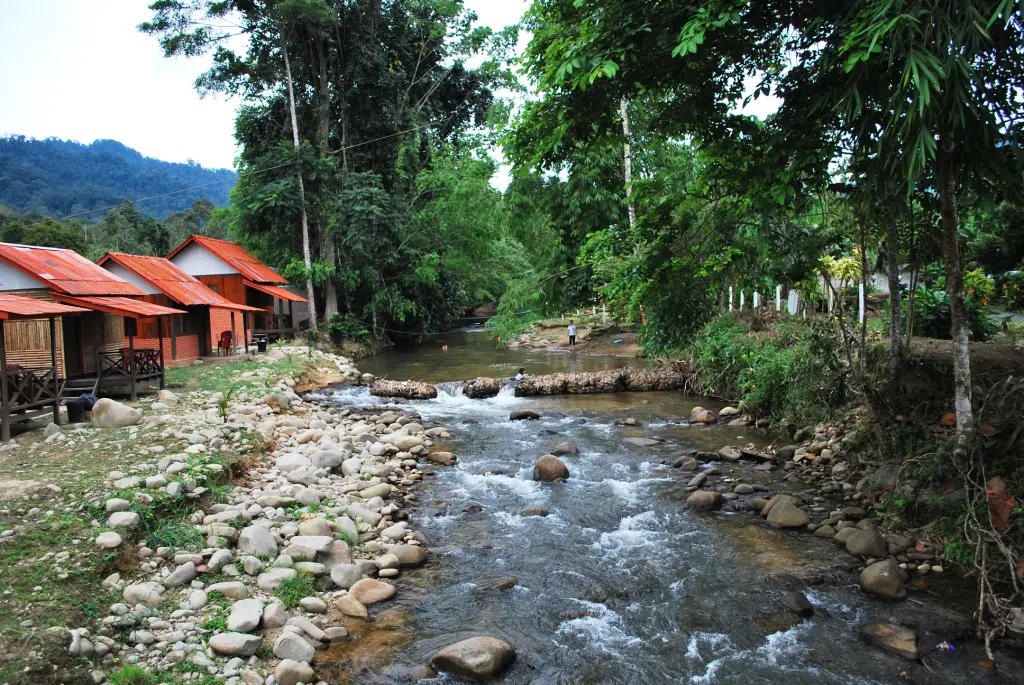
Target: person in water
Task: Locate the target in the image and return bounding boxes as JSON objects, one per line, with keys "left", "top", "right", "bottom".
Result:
{"left": 515, "top": 367, "right": 528, "bottom": 381}
{"left": 568, "top": 320, "right": 577, "bottom": 348}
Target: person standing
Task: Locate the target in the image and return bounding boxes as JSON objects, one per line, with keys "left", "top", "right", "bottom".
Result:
{"left": 568, "top": 320, "right": 577, "bottom": 348}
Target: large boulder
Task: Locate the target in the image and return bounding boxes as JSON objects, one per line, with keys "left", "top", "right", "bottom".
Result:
{"left": 688, "top": 408, "right": 718, "bottom": 425}
{"left": 845, "top": 528, "right": 888, "bottom": 557}
{"left": 273, "top": 632, "right": 315, "bottom": 664}
{"left": 227, "top": 598, "right": 265, "bottom": 633}
{"left": 858, "top": 622, "right": 919, "bottom": 660}
{"left": 686, "top": 491, "right": 724, "bottom": 512}
{"left": 91, "top": 398, "right": 142, "bottom": 428}
{"left": 533, "top": 455, "right": 569, "bottom": 481}
{"left": 431, "top": 636, "right": 515, "bottom": 681}
{"left": 427, "top": 451, "right": 458, "bottom": 466}
{"left": 510, "top": 410, "right": 540, "bottom": 421}
{"left": 766, "top": 501, "right": 810, "bottom": 528}
{"left": 551, "top": 442, "right": 580, "bottom": 456}
{"left": 389, "top": 544, "right": 428, "bottom": 568}
{"left": 276, "top": 659, "right": 315, "bottom": 685}
{"left": 464, "top": 377, "right": 500, "bottom": 399}
{"left": 859, "top": 559, "right": 906, "bottom": 600}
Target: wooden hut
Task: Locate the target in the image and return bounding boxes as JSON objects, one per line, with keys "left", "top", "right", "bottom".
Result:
{"left": 167, "top": 235, "right": 308, "bottom": 343}
{"left": 97, "top": 252, "right": 264, "bottom": 363}
{"left": 0, "top": 294, "right": 88, "bottom": 441}
{"left": 0, "top": 243, "right": 185, "bottom": 403}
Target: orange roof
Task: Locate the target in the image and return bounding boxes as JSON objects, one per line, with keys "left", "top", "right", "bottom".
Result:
{"left": 244, "top": 281, "right": 308, "bottom": 302}
{"left": 97, "top": 252, "right": 263, "bottom": 312}
{"left": 0, "top": 243, "right": 143, "bottom": 296}
{"left": 167, "top": 235, "right": 287, "bottom": 284}
{"left": 0, "top": 293, "right": 89, "bottom": 320}
{"left": 53, "top": 295, "right": 186, "bottom": 319}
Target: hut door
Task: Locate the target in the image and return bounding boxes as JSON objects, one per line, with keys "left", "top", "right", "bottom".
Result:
{"left": 62, "top": 316, "right": 84, "bottom": 377}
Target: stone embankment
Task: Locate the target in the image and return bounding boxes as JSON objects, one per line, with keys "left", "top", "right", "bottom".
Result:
{"left": 47, "top": 347, "right": 510, "bottom": 684}
{"left": 668, "top": 406, "right": 949, "bottom": 656}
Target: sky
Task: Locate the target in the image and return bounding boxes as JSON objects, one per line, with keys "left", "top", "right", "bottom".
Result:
{"left": 0, "top": 0, "right": 530, "bottom": 172}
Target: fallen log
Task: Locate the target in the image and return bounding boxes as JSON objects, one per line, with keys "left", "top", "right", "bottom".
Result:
{"left": 370, "top": 379, "right": 438, "bottom": 400}
{"left": 463, "top": 377, "right": 500, "bottom": 399}
{"left": 514, "top": 368, "right": 688, "bottom": 397}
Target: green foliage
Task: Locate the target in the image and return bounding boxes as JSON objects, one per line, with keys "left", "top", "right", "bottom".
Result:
{"left": 967, "top": 203, "right": 1024, "bottom": 274}
{"left": 998, "top": 271, "right": 1024, "bottom": 312}
{"left": 689, "top": 315, "right": 847, "bottom": 426}
{"left": 217, "top": 385, "right": 239, "bottom": 422}
{"left": 907, "top": 285, "right": 997, "bottom": 342}
{"left": 108, "top": 665, "right": 157, "bottom": 685}
{"left": 326, "top": 313, "right": 370, "bottom": 345}
{"left": 273, "top": 573, "right": 318, "bottom": 609}
{"left": 963, "top": 269, "right": 996, "bottom": 302}
{"left": 0, "top": 136, "right": 233, "bottom": 219}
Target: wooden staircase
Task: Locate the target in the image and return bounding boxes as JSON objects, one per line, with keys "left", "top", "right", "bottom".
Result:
{"left": 59, "top": 376, "right": 99, "bottom": 403}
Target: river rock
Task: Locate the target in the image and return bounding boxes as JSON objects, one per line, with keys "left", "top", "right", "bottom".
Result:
{"left": 834, "top": 527, "right": 857, "bottom": 545}
{"left": 622, "top": 437, "right": 661, "bottom": 447}
{"left": 859, "top": 559, "right": 906, "bottom": 600}
{"left": 91, "top": 398, "right": 142, "bottom": 428}
{"left": 95, "top": 531, "right": 122, "bottom": 549}
{"left": 263, "top": 602, "right": 290, "bottom": 629}
{"left": 464, "top": 377, "right": 500, "bottom": 399}
{"left": 431, "top": 636, "right": 515, "bottom": 681}
{"left": 106, "top": 511, "right": 139, "bottom": 528}
{"left": 510, "top": 410, "right": 540, "bottom": 421}
{"left": 718, "top": 446, "right": 742, "bottom": 462}
{"left": 123, "top": 582, "right": 164, "bottom": 608}
{"left": 533, "top": 455, "right": 569, "bottom": 481}
{"left": 209, "top": 632, "right": 262, "bottom": 657}
{"left": 227, "top": 598, "right": 265, "bottom": 632}
{"left": 349, "top": 578, "right": 396, "bottom": 605}
{"left": 336, "top": 594, "right": 368, "bottom": 618}
{"left": 858, "top": 622, "right": 919, "bottom": 659}
{"left": 273, "top": 632, "right": 315, "bottom": 664}
{"left": 519, "top": 506, "right": 549, "bottom": 517}
{"left": 237, "top": 525, "right": 278, "bottom": 557}
{"left": 814, "top": 525, "right": 837, "bottom": 538}
{"left": 257, "top": 568, "right": 296, "bottom": 591}
{"left": 389, "top": 544, "right": 428, "bottom": 567}
{"left": 780, "top": 591, "right": 814, "bottom": 618}
{"left": 164, "top": 562, "right": 197, "bottom": 587}
{"left": 759, "top": 494, "right": 796, "bottom": 518}
{"left": 276, "top": 659, "right": 315, "bottom": 685}
{"left": 686, "top": 491, "right": 723, "bottom": 512}
{"left": 427, "top": 451, "right": 457, "bottom": 466}
{"left": 206, "top": 581, "right": 249, "bottom": 599}
{"left": 551, "top": 442, "right": 580, "bottom": 456}
{"left": 776, "top": 445, "right": 797, "bottom": 460}
{"left": 766, "top": 501, "right": 809, "bottom": 528}
{"left": 845, "top": 528, "right": 887, "bottom": 557}
{"left": 689, "top": 409, "right": 718, "bottom": 425}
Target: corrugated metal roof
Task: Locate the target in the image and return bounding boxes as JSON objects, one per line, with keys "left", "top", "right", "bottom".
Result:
{"left": 167, "top": 235, "right": 288, "bottom": 284}
{"left": 98, "top": 252, "right": 263, "bottom": 312}
{"left": 0, "top": 243, "right": 143, "bottom": 296}
{"left": 0, "top": 293, "right": 89, "bottom": 320}
{"left": 53, "top": 295, "right": 186, "bottom": 319}
{"left": 244, "top": 281, "right": 309, "bottom": 302}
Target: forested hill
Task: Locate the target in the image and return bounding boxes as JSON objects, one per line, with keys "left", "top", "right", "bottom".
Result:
{"left": 0, "top": 136, "right": 236, "bottom": 219}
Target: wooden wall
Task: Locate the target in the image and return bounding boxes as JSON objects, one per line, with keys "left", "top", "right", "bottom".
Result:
{"left": 198, "top": 274, "right": 245, "bottom": 305}
{"left": 2, "top": 289, "right": 67, "bottom": 376}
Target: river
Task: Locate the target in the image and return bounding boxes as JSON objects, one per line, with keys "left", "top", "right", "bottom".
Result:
{"left": 314, "top": 330, "right": 1015, "bottom": 684}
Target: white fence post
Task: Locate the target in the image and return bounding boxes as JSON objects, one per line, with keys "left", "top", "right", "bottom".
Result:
{"left": 775, "top": 285, "right": 782, "bottom": 311}
{"left": 728, "top": 286, "right": 734, "bottom": 311}
{"left": 753, "top": 291, "right": 760, "bottom": 309}
{"left": 739, "top": 291, "right": 745, "bottom": 311}
{"left": 858, "top": 282, "right": 865, "bottom": 324}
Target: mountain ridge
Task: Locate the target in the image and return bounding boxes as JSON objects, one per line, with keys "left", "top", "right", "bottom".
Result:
{"left": 0, "top": 136, "right": 236, "bottom": 220}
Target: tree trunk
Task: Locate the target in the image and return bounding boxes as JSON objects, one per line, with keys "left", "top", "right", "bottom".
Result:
{"left": 938, "top": 132, "right": 972, "bottom": 437}
{"left": 619, "top": 98, "right": 637, "bottom": 232}
{"left": 885, "top": 212, "right": 902, "bottom": 385}
{"left": 282, "top": 34, "right": 318, "bottom": 330}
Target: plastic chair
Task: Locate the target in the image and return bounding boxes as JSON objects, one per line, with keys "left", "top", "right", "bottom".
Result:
{"left": 217, "top": 331, "right": 233, "bottom": 356}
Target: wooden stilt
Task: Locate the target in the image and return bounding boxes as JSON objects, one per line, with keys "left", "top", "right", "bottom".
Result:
{"left": 230, "top": 312, "right": 237, "bottom": 356}
{"left": 157, "top": 317, "right": 166, "bottom": 390}
{"left": 242, "top": 311, "right": 249, "bottom": 354}
{"left": 288, "top": 300, "right": 295, "bottom": 334}
{"left": 49, "top": 317, "right": 59, "bottom": 425}
{"left": 170, "top": 315, "right": 177, "bottom": 361}
{"left": 1, "top": 320, "right": 9, "bottom": 443}
{"left": 128, "top": 325, "right": 137, "bottom": 402}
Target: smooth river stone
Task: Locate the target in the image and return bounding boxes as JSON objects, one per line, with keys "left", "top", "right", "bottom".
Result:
{"left": 348, "top": 578, "right": 396, "bottom": 605}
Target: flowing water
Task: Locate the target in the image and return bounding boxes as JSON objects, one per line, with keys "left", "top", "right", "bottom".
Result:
{"left": 315, "top": 332, "right": 1018, "bottom": 684}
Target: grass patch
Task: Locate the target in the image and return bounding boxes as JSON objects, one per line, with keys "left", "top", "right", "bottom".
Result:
{"left": 164, "top": 354, "right": 305, "bottom": 394}
{"left": 273, "top": 573, "right": 318, "bottom": 608}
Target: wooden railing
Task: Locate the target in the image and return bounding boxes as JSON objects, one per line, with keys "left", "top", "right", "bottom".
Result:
{"left": 97, "top": 348, "right": 164, "bottom": 400}
{"left": 3, "top": 367, "right": 59, "bottom": 411}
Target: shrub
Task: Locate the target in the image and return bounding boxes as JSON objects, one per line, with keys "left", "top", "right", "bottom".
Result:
{"left": 909, "top": 284, "right": 997, "bottom": 341}
{"left": 689, "top": 314, "right": 846, "bottom": 426}
{"left": 998, "top": 271, "right": 1024, "bottom": 312}
{"left": 963, "top": 268, "right": 995, "bottom": 302}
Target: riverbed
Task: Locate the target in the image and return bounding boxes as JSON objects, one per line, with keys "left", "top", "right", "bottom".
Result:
{"left": 316, "top": 333, "right": 1015, "bottom": 684}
